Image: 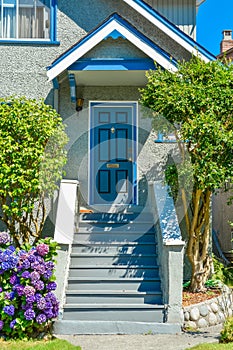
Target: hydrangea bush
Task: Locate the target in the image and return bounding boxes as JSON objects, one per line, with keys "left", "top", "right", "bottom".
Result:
{"left": 0, "top": 232, "right": 59, "bottom": 339}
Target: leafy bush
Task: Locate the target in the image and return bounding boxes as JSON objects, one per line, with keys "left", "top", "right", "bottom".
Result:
{"left": 220, "top": 317, "right": 233, "bottom": 343}
{"left": 0, "top": 96, "right": 68, "bottom": 246}
{"left": 212, "top": 256, "right": 233, "bottom": 287}
{"left": 0, "top": 232, "right": 59, "bottom": 340}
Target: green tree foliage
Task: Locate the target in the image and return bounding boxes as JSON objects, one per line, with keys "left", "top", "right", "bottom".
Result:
{"left": 140, "top": 56, "right": 233, "bottom": 292}
{"left": 0, "top": 96, "right": 68, "bottom": 246}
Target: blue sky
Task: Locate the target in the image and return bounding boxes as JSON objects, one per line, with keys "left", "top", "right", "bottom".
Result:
{"left": 197, "top": 0, "right": 233, "bottom": 56}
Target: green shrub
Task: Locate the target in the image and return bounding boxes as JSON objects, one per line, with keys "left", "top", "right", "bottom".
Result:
{"left": 0, "top": 96, "right": 68, "bottom": 246}
{"left": 212, "top": 256, "right": 233, "bottom": 287}
{"left": 220, "top": 317, "right": 233, "bottom": 343}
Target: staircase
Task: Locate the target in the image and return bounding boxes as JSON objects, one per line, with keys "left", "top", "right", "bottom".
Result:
{"left": 54, "top": 210, "right": 173, "bottom": 334}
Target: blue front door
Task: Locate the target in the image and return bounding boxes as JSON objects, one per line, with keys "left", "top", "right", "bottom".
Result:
{"left": 90, "top": 102, "right": 137, "bottom": 205}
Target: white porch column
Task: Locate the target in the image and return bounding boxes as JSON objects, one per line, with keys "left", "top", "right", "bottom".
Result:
{"left": 54, "top": 179, "right": 79, "bottom": 244}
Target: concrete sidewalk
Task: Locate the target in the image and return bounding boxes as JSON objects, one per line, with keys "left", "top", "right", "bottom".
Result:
{"left": 56, "top": 324, "right": 222, "bottom": 350}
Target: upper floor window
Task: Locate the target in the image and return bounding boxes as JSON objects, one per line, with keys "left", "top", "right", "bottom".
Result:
{"left": 0, "top": 0, "right": 56, "bottom": 41}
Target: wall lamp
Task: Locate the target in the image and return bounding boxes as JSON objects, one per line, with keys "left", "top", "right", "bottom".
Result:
{"left": 76, "top": 98, "right": 84, "bottom": 112}
{"left": 68, "top": 74, "right": 84, "bottom": 112}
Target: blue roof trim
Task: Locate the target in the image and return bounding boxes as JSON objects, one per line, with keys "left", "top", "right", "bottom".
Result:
{"left": 69, "top": 58, "right": 156, "bottom": 71}
{"left": 47, "top": 13, "right": 177, "bottom": 71}
{"left": 0, "top": 40, "right": 60, "bottom": 45}
{"left": 130, "top": 0, "right": 216, "bottom": 61}
{"left": 105, "top": 29, "right": 126, "bottom": 40}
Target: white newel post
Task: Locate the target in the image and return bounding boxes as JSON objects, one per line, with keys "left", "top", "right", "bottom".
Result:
{"left": 54, "top": 179, "right": 79, "bottom": 244}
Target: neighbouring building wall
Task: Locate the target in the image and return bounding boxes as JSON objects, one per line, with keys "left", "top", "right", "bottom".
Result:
{"left": 146, "top": 0, "right": 196, "bottom": 38}
{"left": 217, "top": 30, "right": 233, "bottom": 60}
{"left": 212, "top": 189, "right": 233, "bottom": 253}
{"left": 213, "top": 31, "right": 233, "bottom": 255}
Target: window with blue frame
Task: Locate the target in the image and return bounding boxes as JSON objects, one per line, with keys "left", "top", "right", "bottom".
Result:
{"left": 0, "top": 0, "right": 56, "bottom": 41}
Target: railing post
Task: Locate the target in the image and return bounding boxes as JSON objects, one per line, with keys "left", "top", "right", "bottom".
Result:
{"left": 54, "top": 179, "right": 79, "bottom": 244}
{"left": 148, "top": 181, "right": 185, "bottom": 325}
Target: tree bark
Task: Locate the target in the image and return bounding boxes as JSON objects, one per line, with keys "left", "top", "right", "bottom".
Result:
{"left": 183, "top": 188, "right": 212, "bottom": 292}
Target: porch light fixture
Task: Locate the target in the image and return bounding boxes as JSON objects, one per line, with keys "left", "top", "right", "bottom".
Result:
{"left": 76, "top": 98, "right": 84, "bottom": 112}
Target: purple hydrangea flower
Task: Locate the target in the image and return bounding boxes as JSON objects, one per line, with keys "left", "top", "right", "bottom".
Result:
{"left": 28, "top": 254, "right": 36, "bottom": 263}
{"left": 22, "top": 303, "right": 33, "bottom": 310}
{"left": 46, "top": 282, "right": 57, "bottom": 291}
{"left": 30, "top": 271, "right": 40, "bottom": 282}
{"left": 32, "top": 280, "right": 44, "bottom": 291}
{"left": 44, "top": 309, "right": 53, "bottom": 318}
{"left": 46, "top": 261, "right": 55, "bottom": 270}
{"left": 26, "top": 295, "right": 36, "bottom": 303}
{"left": 52, "top": 308, "right": 59, "bottom": 318}
{"left": 37, "top": 297, "right": 46, "bottom": 310}
{"left": 10, "top": 319, "right": 16, "bottom": 329}
{"left": 14, "top": 284, "right": 24, "bottom": 296}
{"left": 23, "top": 286, "right": 35, "bottom": 297}
{"left": 22, "top": 259, "right": 30, "bottom": 269}
{"left": 31, "top": 262, "right": 46, "bottom": 274}
{"left": 8, "top": 245, "right": 15, "bottom": 252}
{"left": 43, "top": 269, "right": 52, "bottom": 280}
{"left": 4, "top": 291, "right": 15, "bottom": 300}
{"left": 0, "top": 232, "right": 10, "bottom": 245}
{"left": 36, "top": 313, "right": 47, "bottom": 324}
{"left": 0, "top": 320, "right": 4, "bottom": 330}
{"left": 35, "top": 293, "right": 42, "bottom": 302}
{"left": 1, "top": 261, "right": 11, "bottom": 270}
{"left": 45, "top": 292, "right": 58, "bottom": 303}
{"left": 10, "top": 274, "right": 18, "bottom": 285}
{"left": 0, "top": 287, "right": 2, "bottom": 293}
{"left": 21, "top": 271, "right": 31, "bottom": 279}
{"left": 36, "top": 256, "right": 44, "bottom": 264}
{"left": 36, "top": 243, "right": 49, "bottom": 256}
{"left": 3, "top": 305, "right": 15, "bottom": 316}
{"left": 18, "top": 250, "right": 27, "bottom": 259}
{"left": 24, "top": 308, "right": 35, "bottom": 321}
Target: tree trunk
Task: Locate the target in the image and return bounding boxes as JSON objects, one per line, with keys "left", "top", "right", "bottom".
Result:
{"left": 184, "top": 188, "right": 212, "bottom": 292}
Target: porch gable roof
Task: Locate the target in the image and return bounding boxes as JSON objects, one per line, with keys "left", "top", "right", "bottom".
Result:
{"left": 47, "top": 13, "right": 178, "bottom": 81}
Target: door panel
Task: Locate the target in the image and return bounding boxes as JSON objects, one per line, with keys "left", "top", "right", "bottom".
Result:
{"left": 90, "top": 102, "right": 137, "bottom": 205}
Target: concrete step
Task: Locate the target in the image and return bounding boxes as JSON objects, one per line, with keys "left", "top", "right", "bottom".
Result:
{"left": 62, "top": 303, "right": 165, "bottom": 322}
{"left": 73, "top": 232, "right": 156, "bottom": 243}
{"left": 71, "top": 242, "right": 156, "bottom": 255}
{"left": 68, "top": 265, "right": 160, "bottom": 278}
{"left": 70, "top": 253, "right": 158, "bottom": 266}
{"left": 78, "top": 222, "right": 155, "bottom": 233}
{"left": 65, "top": 290, "right": 163, "bottom": 304}
{"left": 67, "top": 277, "right": 161, "bottom": 291}
{"left": 53, "top": 320, "right": 181, "bottom": 335}
{"left": 80, "top": 212, "right": 154, "bottom": 223}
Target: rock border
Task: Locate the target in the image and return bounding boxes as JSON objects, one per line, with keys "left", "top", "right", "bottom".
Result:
{"left": 183, "top": 286, "right": 233, "bottom": 330}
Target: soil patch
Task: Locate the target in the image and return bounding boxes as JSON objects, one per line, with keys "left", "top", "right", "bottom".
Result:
{"left": 182, "top": 289, "right": 221, "bottom": 307}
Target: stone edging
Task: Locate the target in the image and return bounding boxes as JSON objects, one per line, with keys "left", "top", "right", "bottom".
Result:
{"left": 183, "top": 286, "right": 233, "bottom": 329}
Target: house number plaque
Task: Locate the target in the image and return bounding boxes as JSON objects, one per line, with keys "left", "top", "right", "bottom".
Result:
{"left": 106, "top": 164, "right": 119, "bottom": 168}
